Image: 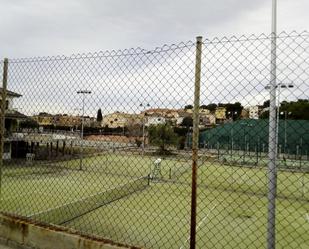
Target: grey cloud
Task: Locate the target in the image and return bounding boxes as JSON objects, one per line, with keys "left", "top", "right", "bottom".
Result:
{"left": 1, "top": 0, "right": 308, "bottom": 117}
{"left": 0, "top": 0, "right": 275, "bottom": 57}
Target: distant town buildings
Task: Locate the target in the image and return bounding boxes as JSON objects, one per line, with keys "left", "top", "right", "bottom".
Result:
{"left": 33, "top": 113, "right": 96, "bottom": 128}
{"left": 30, "top": 102, "right": 272, "bottom": 132}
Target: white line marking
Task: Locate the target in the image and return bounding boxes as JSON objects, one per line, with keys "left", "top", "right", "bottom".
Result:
{"left": 179, "top": 204, "right": 217, "bottom": 249}
{"left": 305, "top": 213, "right": 309, "bottom": 223}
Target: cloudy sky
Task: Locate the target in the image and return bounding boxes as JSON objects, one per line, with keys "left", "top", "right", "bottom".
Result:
{"left": 1, "top": 0, "right": 308, "bottom": 58}
{"left": 1, "top": 0, "right": 308, "bottom": 116}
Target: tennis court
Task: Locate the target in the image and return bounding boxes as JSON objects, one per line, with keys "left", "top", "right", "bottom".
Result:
{"left": 1, "top": 157, "right": 144, "bottom": 216}
{"left": 63, "top": 182, "right": 309, "bottom": 249}
{"left": 2, "top": 154, "right": 308, "bottom": 249}
{"left": 1, "top": 153, "right": 191, "bottom": 218}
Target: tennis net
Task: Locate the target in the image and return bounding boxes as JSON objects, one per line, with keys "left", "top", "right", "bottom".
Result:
{"left": 28, "top": 176, "right": 150, "bottom": 225}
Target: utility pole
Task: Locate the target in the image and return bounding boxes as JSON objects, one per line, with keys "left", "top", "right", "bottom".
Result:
{"left": 190, "top": 36, "right": 202, "bottom": 249}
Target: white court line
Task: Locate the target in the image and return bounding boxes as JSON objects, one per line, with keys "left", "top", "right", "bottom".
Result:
{"left": 305, "top": 213, "right": 309, "bottom": 223}
{"left": 179, "top": 204, "right": 217, "bottom": 249}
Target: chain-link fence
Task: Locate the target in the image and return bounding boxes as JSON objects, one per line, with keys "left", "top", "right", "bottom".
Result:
{"left": 0, "top": 31, "right": 308, "bottom": 249}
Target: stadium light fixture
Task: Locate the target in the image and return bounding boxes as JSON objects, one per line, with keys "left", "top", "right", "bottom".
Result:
{"left": 264, "top": 83, "right": 294, "bottom": 156}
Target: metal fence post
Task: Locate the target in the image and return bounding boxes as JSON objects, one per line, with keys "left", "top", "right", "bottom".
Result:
{"left": 190, "top": 36, "right": 202, "bottom": 249}
{"left": 267, "top": 0, "right": 278, "bottom": 248}
{"left": 0, "top": 58, "right": 8, "bottom": 201}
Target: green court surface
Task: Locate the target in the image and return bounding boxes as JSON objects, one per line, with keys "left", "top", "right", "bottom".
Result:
{"left": 1, "top": 154, "right": 309, "bottom": 249}
{"left": 1, "top": 169, "right": 132, "bottom": 216}
{"left": 64, "top": 183, "right": 309, "bottom": 249}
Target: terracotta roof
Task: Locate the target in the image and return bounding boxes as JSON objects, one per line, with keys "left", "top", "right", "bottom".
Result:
{"left": 0, "top": 88, "right": 22, "bottom": 97}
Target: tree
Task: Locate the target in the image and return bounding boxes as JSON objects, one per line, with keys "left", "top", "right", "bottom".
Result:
{"left": 96, "top": 108, "right": 103, "bottom": 122}
{"left": 184, "top": 104, "right": 193, "bottom": 110}
{"left": 260, "top": 99, "right": 309, "bottom": 120}
{"left": 127, "top": 123, "right": 142, "bottom": 137}
{"left": 181, "top": 116, "right": 193, "bottom": 128}
{"left": 280, "top": 99, "right": 309, "bottom": 120}
{"left": 148, "top": 124, "right": 178, "bottom": 154}
{"left": 259, "top": 111, "right": 269, "bottom": 119}
{"left": 227, "top": 102, "right": 243, "bottom": 120}
{"left": 263, "top": 100, "right": 270, "bottom": 108}
{"left": 205, "top": 103, "right": 217, "bottom": 112}
{"left": 218, "top": 102, "right": 243, "bottom": 120}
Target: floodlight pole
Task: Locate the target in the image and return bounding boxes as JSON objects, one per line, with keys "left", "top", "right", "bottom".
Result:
{"left": 274, "top": 84, "right": 294, "bottom": 157}
{"left": 228, "top": 111, "right": 237, "bottom": 153}
{"left": 267, "top": 0, "right": 277, "bottom": 248}
{"left": 140, "top": 103, "right": 150, "bottom": 155}
{"left": 283, "top": 111, "right": 292, "bottom": 153}
{"left": 77, "top": 90, "right": 91, "bottom": 170}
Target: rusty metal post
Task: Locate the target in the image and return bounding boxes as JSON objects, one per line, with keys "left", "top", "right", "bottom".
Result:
{"left": 190, "top": 36, "right": 202, "bottom": 249}
{"left": 0, "top": 58, "right": 8, "bottom": 201}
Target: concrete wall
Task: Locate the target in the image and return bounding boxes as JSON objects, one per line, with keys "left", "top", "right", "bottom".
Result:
{"left": 0, "top": 213, "right": 142, "bottom": 249}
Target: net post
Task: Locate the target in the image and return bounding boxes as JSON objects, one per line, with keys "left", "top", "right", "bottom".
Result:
{"left": 147, "top": 174, "right": 150, "bottom": 185}
{"left": 0, "top": 58, "right": 8, "bottom": 202}
{"left": 190, "top": 36, "right": 202, "bottom": 249}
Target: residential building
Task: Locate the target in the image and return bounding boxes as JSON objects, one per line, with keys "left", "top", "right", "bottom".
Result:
{"left": 240, "top": 108, "right": 249, "bottom": 119}
{"left": 57, "top": 114, "right": 81, "bottom": 127}
{"left": 145, "top": 115, "right": 166, "bottom": 126}
{"left": 33, "top": 113, "right": 53, "bottom": 126}
{"left": 185, "top": 107, "right": 211, "bottom": 115}
{"left": 33, "top": 113, "right": 97, "bottom": 128}
{"left": 248, "top": 106, "right": 263, "bottom": 119}
{"left": 1, "top": 88, "right": 27, "bottom": 159}
{"left": 199, "top": 113, "right": 216, "bottom": 127}
{"left": 215, "top": 107, "right": 226, "bottom": 123}
{"left": 102, "top": 112, "right": 142, "bottom": 128}
{"left": 143, "top": 108, "right": 177, "bottom": 126}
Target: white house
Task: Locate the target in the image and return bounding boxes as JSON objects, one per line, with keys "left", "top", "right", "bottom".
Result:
{"left": 145, "top": 116, "right": 166, "bottom": 126}
{"left": 248, "top": 106, "right": 260, "bottom": 119}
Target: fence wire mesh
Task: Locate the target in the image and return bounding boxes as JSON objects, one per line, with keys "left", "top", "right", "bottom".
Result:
{"left": 0, "top": 31, "right": 308, "bottom": 249}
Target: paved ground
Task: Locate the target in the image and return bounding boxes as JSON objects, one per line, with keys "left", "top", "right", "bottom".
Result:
{"left": 0, "top": 245, "right": 12, "bottom": 249}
